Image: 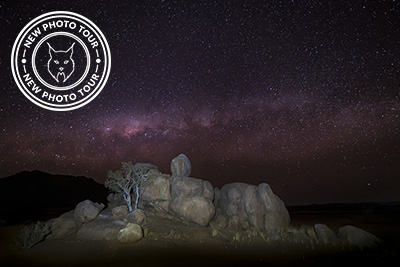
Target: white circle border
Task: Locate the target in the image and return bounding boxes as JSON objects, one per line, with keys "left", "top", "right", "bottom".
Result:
{"left": 11, "top": 11, "right": 111, "bottom": 111}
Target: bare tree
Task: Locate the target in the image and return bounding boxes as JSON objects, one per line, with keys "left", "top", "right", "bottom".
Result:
{"left": 105, "top": 162, "right": 160, "bottom": 212}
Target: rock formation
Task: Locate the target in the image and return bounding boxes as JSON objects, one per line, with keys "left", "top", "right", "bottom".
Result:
{"left": 46, "top": 154, "right": 380, "bottom": 248}
{"left": 139, "top": 174, "right": 215, "bottom": 226}
{"left": 213, "top": 182, "right": 290, "bottom": 234}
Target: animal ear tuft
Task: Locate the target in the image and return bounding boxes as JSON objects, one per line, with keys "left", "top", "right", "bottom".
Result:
{"left": 67, "top": 42, "right": 75, "bottom": 56}
{"left": 47, "top": 42, "right": 56, "bottom": 56}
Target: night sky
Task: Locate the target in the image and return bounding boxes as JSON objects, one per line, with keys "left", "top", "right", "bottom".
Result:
{"left": 1, "top": 0, "right": 399, "bottom": 205}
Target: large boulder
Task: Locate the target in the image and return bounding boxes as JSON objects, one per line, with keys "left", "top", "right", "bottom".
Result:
{"left": 74, "top": 199, "right": 105, "bottom": 223}
{"left": 338, "top": 225, "right": 380, "bottom": 247}
{"left": 213, "top": 182, "right": 290, "bottom": 233}
{"left": 171, "top": 175, "right": 203, "bottom": 198}
{"left": 118, "top": 223, "right": 143, "bottom": 243}
{"left": 171, "top": 176, "right": 214, "bottom": 201}
{"left": 314, "top": 224, "right": 338, "bottom": 244}
{"left": 47, "top": 210, "right": 81, "bottom": 240}
{"left": 126, "top": 210, "right": 146, "bottom": 225}
{"left": 139, "top": 172, "right": 215, "bottom": 226}
{"left": 168, "top": 176, "right": 215, "bottom": 226}
{"left": 169, "top": 196, "right": 215, "bottom": 226}
{"left": 112, "top": 205, "right": 129, "bottom": 218}
{"left": 139, "top": 174, "right": 171, "bottom": 211}
{"left": 76, "top": 217, "right": 126, "bottom": 241}
{"left": 258, "top": 183, "right": 290, "bottom": 230}
{"left": 171, "top": 154, "right": 191, "bottom": 176}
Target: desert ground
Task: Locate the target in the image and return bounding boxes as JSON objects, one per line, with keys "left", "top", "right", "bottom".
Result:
{"left": 1, "top": 204, "right": 399, "bottom": 266}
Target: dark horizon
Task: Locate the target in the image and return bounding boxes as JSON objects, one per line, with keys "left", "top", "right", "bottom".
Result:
{"left": 2, "top": 168, "right": 400, "bottom": 207}
{"left": 1, "top": 0, "right": 399, "bottom": 206}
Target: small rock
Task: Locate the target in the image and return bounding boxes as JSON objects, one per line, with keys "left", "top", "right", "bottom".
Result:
{"left": 210, "top": 222, "right": 234, "bottom": 241}
{"left": 74, "top": 199, "right": 104, "bottom": 223}
{"left": 118, "top": 223, "right": 143, "bottom": 243}
{"left": 213, "top": 214, "right": 228, "bottom": 228}
{"left": 112, "top": 205, "right": 129, "bottom": 218}
{"left": 338, "top": 225, "right": 380, "bottom": 247}
{"left": 126, "top": 210, "right": 146, "bottom": 225}
{"left": 171, "top": 154, "right": 191, "bottom": 176}
{"left": 290, "top": 232, "right": 312, "bottom": 243}
{"left": 266, "top": 230, "right": 282, "bottom": 241}
{"left": 314, "top": 224, "right": 337, "bottom": 244}
{"left": 228, "top": 215, "right": 240, "bottom": 231}
{"left": 98, "top": 210, "right": 113, "bottom": 218}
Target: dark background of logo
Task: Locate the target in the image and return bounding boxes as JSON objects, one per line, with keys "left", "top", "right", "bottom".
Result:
{"left": 34, "top": 35, "right": 87, "bottom": 87}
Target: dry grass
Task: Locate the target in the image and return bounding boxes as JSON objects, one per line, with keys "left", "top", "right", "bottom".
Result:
{"left": 14, "top": 221, "right": 51, "bottom": 249}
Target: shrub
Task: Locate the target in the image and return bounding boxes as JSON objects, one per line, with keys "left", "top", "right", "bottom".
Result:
{"left": 15, "top": 221, "right": 51, "bottom": 249}
{"left": 105, "top": 162, "right": 161, "bottom": 212}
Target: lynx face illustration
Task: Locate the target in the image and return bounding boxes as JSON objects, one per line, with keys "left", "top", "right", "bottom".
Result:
{"left": 47, "top": 42, "right": 75, "bottom": 83}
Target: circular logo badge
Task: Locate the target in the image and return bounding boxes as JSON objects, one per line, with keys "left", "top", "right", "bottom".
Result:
{"left": 11, "top": 11, "right": 111, "bottom": 111}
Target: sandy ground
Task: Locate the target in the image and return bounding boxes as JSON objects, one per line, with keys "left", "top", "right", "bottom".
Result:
{"left": 1, "top": 209, "right": 399, "bottom": 266}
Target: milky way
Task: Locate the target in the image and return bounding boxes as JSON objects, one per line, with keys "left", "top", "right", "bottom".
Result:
{"left": 1, "top": 0, "right": 399, "bottom": 204}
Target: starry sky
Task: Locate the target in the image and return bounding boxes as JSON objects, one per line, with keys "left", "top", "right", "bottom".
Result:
{"left": 0, "top": 0, "right": 399, "bottom": 205}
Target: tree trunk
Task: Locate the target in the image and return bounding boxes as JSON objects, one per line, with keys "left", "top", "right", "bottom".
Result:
{"left": 123, "top": 191, "right": 133, "bottom": 212}
{"left": 134, "top": 184, "right": 140, "bottom": 211}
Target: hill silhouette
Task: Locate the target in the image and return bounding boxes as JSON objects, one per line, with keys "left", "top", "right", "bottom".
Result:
{"left": 0, "top": 170, "right": 108, "bottom": 224}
